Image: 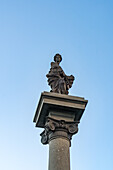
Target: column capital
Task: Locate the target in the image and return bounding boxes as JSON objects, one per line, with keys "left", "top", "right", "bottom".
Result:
{"left": 40, "top": 117, "right": 79, "bottom": 146}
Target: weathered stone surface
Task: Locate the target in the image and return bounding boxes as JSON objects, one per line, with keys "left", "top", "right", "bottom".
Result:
{"left": 33, "top": 91, "right": 88, "bottom": 170}
{"left": 33, "top": 91, "right": 88, "bottom": 128}
{"left": 49, "top": 138, "right": 70, "bottom": 170}
{"left": 40, "top": 117, "right": 79, "bottom": 146}
{"left": 46, "top": 54, "right": 74, "bottom": 95}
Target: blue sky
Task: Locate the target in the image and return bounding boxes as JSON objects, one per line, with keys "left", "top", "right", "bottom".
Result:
{"left": 0, "top": 0, "right": 113, "bottom": 170}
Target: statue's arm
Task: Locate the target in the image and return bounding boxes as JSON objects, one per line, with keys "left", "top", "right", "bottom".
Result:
{"left": 59, "top": 66, "right": 66, "bottom": 77}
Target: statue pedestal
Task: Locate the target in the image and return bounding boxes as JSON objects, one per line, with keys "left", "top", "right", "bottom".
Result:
{"left": 33, "top": 92, "right": 88, "bottom": 170}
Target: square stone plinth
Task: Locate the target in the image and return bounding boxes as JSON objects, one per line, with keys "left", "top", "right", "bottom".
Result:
{"left": 33, "top": 92, "right": 88, "bottom": 128}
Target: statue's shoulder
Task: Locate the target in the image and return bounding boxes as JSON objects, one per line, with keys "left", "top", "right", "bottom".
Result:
{"left": 51, "top": 62, "right": 58, "bottom": 68}
{"left": 51, "top": 62, "right": 55, "bottom": 66}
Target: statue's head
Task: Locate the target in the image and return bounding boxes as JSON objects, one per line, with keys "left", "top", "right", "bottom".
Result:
{"left": 54, "top": 53, "right": 62, "bottom": 64}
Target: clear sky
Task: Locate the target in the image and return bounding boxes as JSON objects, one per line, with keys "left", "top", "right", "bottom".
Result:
{"left": 0, "top": 0, "right": 113, "bottom": 170}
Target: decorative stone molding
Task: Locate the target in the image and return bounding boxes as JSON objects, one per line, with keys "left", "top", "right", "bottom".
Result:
{"left": 40, "top": 117, "right": 79, "bottom": 146}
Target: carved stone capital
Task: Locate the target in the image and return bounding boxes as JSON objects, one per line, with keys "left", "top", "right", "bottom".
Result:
{"left": 40, "top": 117, "right": 79, "bottom": 146}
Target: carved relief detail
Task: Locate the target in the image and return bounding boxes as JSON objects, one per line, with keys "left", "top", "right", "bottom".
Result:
{"left": 40, "top": 117, "right": 79, "bottom": 146}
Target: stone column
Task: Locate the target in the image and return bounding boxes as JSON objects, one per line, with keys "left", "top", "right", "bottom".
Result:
{"left": 49, "top": 138, "right": 70, "bottom": 170}
{"left": 33, "top": 92, "right": 88, "bottom": 170}
{"left": 40, "top": 117, "right": 79, "bottom": 170}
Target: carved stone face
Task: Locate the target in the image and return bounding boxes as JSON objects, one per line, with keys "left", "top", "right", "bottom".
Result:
{"left": 55, "top": 55, "right": 61, "bottom": 64}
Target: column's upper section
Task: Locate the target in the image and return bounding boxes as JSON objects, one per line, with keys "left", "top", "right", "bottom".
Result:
{"left": 33, "top": 55, "right": 88, "bottom": 147}
{"left": 33, "top": 91, "right": 88, "bottom": 128}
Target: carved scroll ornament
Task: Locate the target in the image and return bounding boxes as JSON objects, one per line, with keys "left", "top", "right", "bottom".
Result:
{"left": 40, "top": 117, "right": 79, "bottom": 146}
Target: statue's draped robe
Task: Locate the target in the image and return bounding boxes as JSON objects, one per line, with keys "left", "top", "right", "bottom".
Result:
{"left": 46, "top": 62, "right": 74, "bottom": 94}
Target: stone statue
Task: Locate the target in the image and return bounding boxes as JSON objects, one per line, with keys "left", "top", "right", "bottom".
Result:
{"left": 46, "top": 53, "right": 75, "bottom": 95}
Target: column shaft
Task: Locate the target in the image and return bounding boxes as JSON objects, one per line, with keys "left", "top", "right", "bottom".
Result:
{"left": 49, "top": 138, "right": 70, "bottom": 170}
